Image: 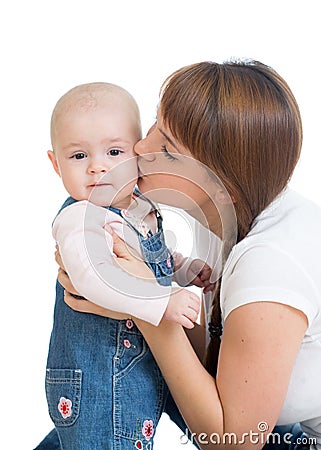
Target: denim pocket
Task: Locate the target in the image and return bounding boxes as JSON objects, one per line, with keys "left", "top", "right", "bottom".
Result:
{"left": 45, "top": 368, "right": 82, "bottom": 427}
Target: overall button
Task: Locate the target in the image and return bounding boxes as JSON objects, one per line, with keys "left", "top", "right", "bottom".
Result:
{"left": 123, "top": 339, "right": 131, "bottom": 349}
{"left": 126, "top": 319, "right": 134, "bottom": 329}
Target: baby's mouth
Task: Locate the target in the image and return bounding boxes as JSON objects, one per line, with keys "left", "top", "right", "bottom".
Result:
{"left": 89, "top": 182, "right": 111, "bottom": 187}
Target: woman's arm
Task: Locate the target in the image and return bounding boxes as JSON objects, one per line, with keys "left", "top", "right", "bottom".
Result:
{"left": 135, "top": 301, "right": 307, "bottom": 449}
{"left": 183, "top": 293, "right": 207, "bottom": 361}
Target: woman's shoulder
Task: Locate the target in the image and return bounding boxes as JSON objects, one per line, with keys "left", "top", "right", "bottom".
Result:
{"left": 225, "top": 188, "right": 321, "bottom": 283}
{"left": 244, "top": 188, "right": 321, "bottom": 245}
{"left": 221, "top": 190, "right": 321, "bottom": 326}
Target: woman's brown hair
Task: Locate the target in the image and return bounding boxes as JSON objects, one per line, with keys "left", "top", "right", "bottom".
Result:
{"left": 160, "top": 60, "right": 303, "bottom": 376}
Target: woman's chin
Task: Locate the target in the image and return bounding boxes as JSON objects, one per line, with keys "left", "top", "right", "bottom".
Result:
{"left": 137, "top": 179, "right": 196, "bottom": 210}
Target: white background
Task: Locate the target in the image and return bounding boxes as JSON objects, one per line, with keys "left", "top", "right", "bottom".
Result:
{"left": 1, "top": 1, "right": 320, "bottom": 448}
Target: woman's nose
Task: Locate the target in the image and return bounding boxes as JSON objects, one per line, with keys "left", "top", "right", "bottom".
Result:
{"left": 134, "top": 134, "right": 157, "bottom": 162}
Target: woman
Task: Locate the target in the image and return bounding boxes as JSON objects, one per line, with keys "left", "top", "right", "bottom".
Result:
{"left": 40, "top": 60, "right": 321, "bottom": 449}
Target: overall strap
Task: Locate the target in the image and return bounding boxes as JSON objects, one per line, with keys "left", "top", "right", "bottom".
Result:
{"left": 54, "top": 197, "right": 78, "bottom": 225}
{"left": 107, "top": 205, "right": 122, "bottom": 216}
{"left": 106, "top": 188, "right": 163, "bottom": 237}
{"left": 133, "top": 187, "right": 163, "bottom": 231}
{"left": 106, "top": 204, "right": 154, "bottom": 239}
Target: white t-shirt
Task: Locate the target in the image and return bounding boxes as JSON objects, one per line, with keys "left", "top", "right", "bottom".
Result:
{"left": 197, "top": 188, "right": 321, "bottom": 447}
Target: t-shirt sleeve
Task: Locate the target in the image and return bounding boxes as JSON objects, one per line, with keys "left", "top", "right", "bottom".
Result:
{"left": 221, "top": 244, "right": 319, "bottom": 327}
{"left": 53, "top": 201, "right": 170, "bottom": 326}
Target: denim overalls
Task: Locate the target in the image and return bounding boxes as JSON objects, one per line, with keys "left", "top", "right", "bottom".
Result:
{"left": 43, "top": 195, "right": 172, "bottom": 450}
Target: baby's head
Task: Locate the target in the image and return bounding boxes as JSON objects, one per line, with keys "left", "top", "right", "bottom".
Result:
{"left": 48, "top": 82, "right": 141, "bottom": 208}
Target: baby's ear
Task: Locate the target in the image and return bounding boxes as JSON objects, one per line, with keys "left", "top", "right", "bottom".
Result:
{"left": 47, "top": 150, "right": 61, "bottom": 176}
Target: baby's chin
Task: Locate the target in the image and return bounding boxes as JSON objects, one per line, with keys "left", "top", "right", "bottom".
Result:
{"left": 84, "top": 184, "right": 114, "bottom": 205}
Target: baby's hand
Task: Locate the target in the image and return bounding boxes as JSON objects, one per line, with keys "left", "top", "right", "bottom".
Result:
{"left": 187, "top": 259, "right": 215, "bottom": 294}
{"left": 163, "top": 288, "right": 200, "bottom": 329}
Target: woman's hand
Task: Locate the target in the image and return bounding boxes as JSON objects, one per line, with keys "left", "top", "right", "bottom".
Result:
{"left": 55, "top": 245, "right": 83, "bottom": 297}
{"left": 55, "top": 247, "right": 80, "bottom": 296}
{"left": 103, "top": 224, "right": 155, "bottom": 281}
{"left": 64, "top": 292, "right": 129, "bottom": 320}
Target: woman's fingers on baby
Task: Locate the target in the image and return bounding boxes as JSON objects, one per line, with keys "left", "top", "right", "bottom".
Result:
{"left": 65, "top": 292, "right": 132, "bottom": 320}
{"left": 104, "top": 224, "right": 131, "bottom": 259}
{"left": 64, "top": 292, "right": 84, "bottom": 311}
{"left": 103, "top": 224, "right": 113, "bottom": 234}
{"left": 180, "top": 316, "right": 195, "bottom": 329}
{"left": 189, "top": 292, "right": 201, "bottom": 313}
{"left": 55, "top": 248, "right": 65, "bottom": 270}
{"left": 64, "top": 293, "right": 95, "bottom": 314}
{"left": 111, "top": 232, "right": 136, "bottom": 260}
{"left": 186, "top": 306, "right": 199, "bottom": 323}
{"left": 57, "top": 268, "right": 79, "bottom": 295}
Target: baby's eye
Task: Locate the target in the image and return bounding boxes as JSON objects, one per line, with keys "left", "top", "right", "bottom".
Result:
{"left": 72, "top": 152, "right": 86, "bottom": 160}
{"left": 108, "top": 149, "right": 121, "bottom": 156}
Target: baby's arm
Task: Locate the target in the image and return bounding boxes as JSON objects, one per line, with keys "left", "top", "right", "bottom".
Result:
{"left": 163, "top": 288, "right": 201, "bottom": 329}
{"left": 172, "top": 252, "right": 215, "bottom": 294}
{"left": 160, "top": 253, "right": 214, "bottom": 328}
{"left": 53, "top": 201, "right": 171, "bottom": 325}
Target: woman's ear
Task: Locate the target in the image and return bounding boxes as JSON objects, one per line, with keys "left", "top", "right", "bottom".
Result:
{"left": 47, "top": 150, "right": 61, "bottom": 176}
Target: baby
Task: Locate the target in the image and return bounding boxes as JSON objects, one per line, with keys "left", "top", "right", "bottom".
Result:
{"left": 42, "top": 82, "right": 213, "bottom": 449}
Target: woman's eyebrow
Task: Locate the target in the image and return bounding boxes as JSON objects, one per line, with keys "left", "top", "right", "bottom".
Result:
{"left": 158, "top": 127, "right": 180, "bottom": 151}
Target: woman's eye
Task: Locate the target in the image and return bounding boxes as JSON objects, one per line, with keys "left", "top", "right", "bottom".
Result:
{"left": 161, "top": 145, "right": 177, "bottom": 161}
{"left": 108, "top": 149, "right": 121, "bottom": 156}
{"left": 72, "top": 152, "right": 86, "bottom": 160}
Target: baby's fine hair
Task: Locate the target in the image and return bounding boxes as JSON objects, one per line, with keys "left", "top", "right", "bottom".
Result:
{"left": 50, "top": 82, "right": 141, "bottom": 147}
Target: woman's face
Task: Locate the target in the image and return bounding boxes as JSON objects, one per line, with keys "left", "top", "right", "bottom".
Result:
{"left": 134, "top": 113, "right": 215, "bottom": 213}
{"left": 135, "top": 111, "right": 237, "bottom": 240}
